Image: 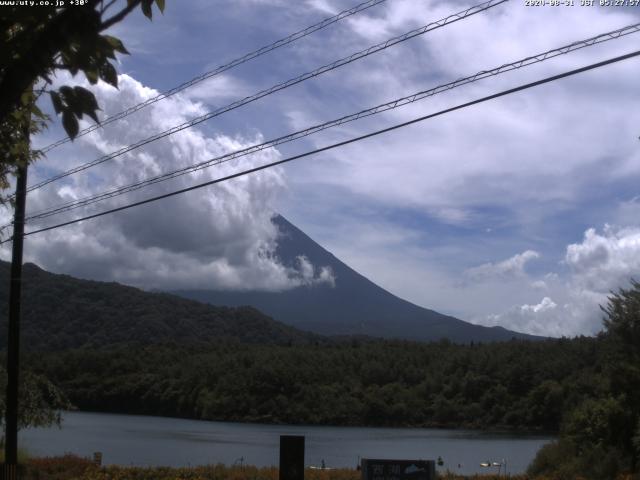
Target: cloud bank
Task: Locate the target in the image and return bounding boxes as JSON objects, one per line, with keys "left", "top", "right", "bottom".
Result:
{"left": 1, "top": 74, "right": 334, "bottom": 291}
{"left": 481, "top": 226, "right": 640, "bottom": 336}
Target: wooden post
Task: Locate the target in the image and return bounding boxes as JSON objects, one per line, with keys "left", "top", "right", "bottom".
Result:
{"left": 279, "top": 435, "right": 305, "bottom": 480}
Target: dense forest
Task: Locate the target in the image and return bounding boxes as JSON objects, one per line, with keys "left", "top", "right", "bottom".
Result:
{"left": 26, "top": 337, "right": 598, "bottom": 431}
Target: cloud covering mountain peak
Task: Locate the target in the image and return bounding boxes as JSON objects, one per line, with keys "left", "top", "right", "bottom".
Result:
{"left": 1, "top": 73, "right": 333, "bottom": 291}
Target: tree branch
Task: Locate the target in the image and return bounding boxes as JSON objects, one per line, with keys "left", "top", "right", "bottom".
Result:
{"left": 0, "top": 0, "right": 136, "bottom": 123}
{"left": 101, "top": 0, "right": 119, "bottom": 15}
{"left": 100, "top": 0, "right": 142, "bottom": 31}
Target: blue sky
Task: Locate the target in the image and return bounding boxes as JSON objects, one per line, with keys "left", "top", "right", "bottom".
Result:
{"left": 2, "top": 0, "right": 640, "bottom": 337}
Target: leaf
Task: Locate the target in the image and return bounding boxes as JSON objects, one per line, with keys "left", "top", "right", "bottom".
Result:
{"left": 103, "top": 35, "right": 129, "bottom": 55}
{"left": 85, "top": 109, "right": 100, "bottom": 124}
{"left": 59, "top": 85, "right": 73, "bottom": 100}
{"left": 50, "top": 91, "right": 63, "bottom": 114}
{"left": 73, "top": 86, "right": 100, "bottom": 124}
{"left": 30, "top": 104, "right": 48, "bottom": 122}
{"left": 99, "top": 62, "right": 118, "bottom": 88}
{"left": 85, "top": 68, "right": 99, "bottom": 84}
{"left": 155, "top": 0, "right": 165, "bottom": 13}
{"left": 73, "top": 86, "right": 98, "bottom": 112}
{"left": 141, "top": 0, "right": 153, "bottom": 19}
{"left": 62, "top": 110, "right": 79, "bottom": 139}
{"left": 20, "top": 89, "right": 33, "bottom": 106}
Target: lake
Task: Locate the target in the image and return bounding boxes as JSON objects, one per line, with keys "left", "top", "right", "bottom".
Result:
{"left": 21, "top": 411, "right": 552, "bottom": 476}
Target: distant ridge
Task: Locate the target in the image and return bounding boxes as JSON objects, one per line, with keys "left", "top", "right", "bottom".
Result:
{"left": 0, "top": 260, "right": 320, "bottom": 351}
{"left": 174, "top": 215, "right": 541, "bottom": 343}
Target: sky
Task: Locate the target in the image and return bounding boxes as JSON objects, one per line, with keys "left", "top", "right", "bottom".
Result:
{"left": 2, "top": 0, "right": 640, "bottom": 337}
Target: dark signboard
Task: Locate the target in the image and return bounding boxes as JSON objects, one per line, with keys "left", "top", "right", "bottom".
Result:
{"left": 361, "top": 459, "right": 436, "bottom": 480}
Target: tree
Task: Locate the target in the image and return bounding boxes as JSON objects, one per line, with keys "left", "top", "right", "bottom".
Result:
{"left": 600, "top": 279, "right": 640, "bottom": 472}
{"left": 0, "top": 365, "right": 71, "bottom": 434}
{"left": 529, "top": 281, "right": 640, "bottom": 479}
{"left": 1, "top": 0, "right": 166, "bottom": 468}
{"left": 0, "top": 0, "right": 165, "bottom": 199}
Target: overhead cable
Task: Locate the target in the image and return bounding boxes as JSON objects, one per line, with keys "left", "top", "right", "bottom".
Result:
{"left": 40, "top": 0, "right": 389, "bottom": 153}
{"left": 26, "top": 0, "right": 507, "bottom": 194}
{"left": 4, "top": 49, "right": 638, "bottom": 244}
{"left": 24, "top": 22, "right": 640, "bottom": 222}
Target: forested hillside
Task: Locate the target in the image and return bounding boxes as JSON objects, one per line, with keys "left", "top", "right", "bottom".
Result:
{"left": 26, "top": 337, "right": 600, "bottom": 431}
{"left": 0, "top": 261, "right": 320, "bottom": 349}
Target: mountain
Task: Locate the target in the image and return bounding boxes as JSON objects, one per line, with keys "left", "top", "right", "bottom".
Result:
{"left": 175, "top": 215, "right": 540, "bottom": 343}
{"left": 0, "top": 260, "right": 320, "bottom": 351}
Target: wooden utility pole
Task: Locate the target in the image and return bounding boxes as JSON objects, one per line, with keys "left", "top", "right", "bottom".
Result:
{"left": 3, "top": 122, "right": 29, "bottom": 479}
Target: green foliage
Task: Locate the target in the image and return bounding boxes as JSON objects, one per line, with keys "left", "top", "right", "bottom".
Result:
{"left": 0, "top": 0, "right": 165, "bottom": 200}
{"left": 528, "top": 438, "right": 627, "bottom": 480}
{"left": 529, "top": 281, "right": 640, "bottom": 479}
{"left": 0, "top": 261, "right": 318, "bottom": 350}
{"left": 563, "top": 397, "right": 629, "bottom": 453}
{"left": 0, "top": 365, "right": 71, "bottom": 432}
{"left": 24, "top": 337, "right": 602, "bottom": 431}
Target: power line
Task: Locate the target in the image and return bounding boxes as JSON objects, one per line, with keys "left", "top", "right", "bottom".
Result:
{"left": 5, "top": 49, "right": 638, "bottom": 244}
{"left": 40, "top": 0, "right": 388, "bottom": 153}
{"left": 23, "top": 22, "right": 640, "bottom": 223}
{"left": 25, "top": 0, "right": 507, "bottom": 194}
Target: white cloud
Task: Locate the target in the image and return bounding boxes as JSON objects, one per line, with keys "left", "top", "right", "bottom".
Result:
{"left": 294, "top": 255, "right": 335, "bottom": 287}
{"left": 478, "top": 226, "right": 640, "bottom": 336}
{"left": 1, "top": 73, "right": 332, "bottom": 291}
{"left": 282, "top": 1, "right": 640, "bottom": 225}
{"left": 531, "top": 280, "right": 548, "bottom": 290}
{"left": 522, "top": 296, "right": 557, "bottom": 314}
{"left": 486, "top": 296, "right": 563, "bottom": 337}
{"left": 184, "top": 74, "right": 252, "bottom": 104}
{"left": 464, "top": 250, "right": 540, "bottom": 282}
{"left": 565, "top": 225, "right": 640, "bottom": 293}
{"left": 482, "top": 289, "right": 605, "bottom": 338}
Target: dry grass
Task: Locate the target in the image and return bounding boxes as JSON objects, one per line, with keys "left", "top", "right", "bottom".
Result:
{"left": 18, "top": 455, "right": 637, "bottom": 480}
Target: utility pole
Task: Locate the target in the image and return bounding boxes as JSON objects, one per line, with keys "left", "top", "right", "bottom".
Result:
{"left": 3, "top": 120, "right": 29, "bottom": 479}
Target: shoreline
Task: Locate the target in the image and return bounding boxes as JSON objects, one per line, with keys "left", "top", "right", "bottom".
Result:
{"left": 55, "top": 409, "right": 557, "bottom": 437}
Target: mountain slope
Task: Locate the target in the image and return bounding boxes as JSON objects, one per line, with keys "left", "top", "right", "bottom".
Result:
{"left": 175, "top": 215, "right": 540, "bottom": 343}
{"left": 0, "top": 260, "right": 320, "bottom": 351}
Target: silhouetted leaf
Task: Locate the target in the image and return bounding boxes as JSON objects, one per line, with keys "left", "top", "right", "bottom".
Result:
{"left": 62, "top": 110, "right": 79, "bottom": 139}
{"left": 103, "top": 35, "right": 129, "bottom": 55}
{"left": 50, "top": 91, "right": 63, "bottom": 114}
{"left": 99, "top": 62, "right": 118, "bottom": 88}
{"left": 58, "top": 85, "right": 73, "bottom": 100}
{"left": 155, "top": 0, "right": 165, "bottom": 13}
{"left": 85, "top": 68, "right": 99, "bottom": 84}
{"left": 141, "top": 0, "right": 153, "bottom": 19}
{"left": 73, "top": 86, "right": 98, "bottom": 112}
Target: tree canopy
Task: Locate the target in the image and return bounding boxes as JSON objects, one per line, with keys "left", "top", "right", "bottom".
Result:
{"left": 0, "top": 0, "right": 165, "bottom": 433}
{"left": 529, "top": 280, "right": 640, "bottom": 479}
{"left": 0, "top": 0, "right": 165, "bottom": 198}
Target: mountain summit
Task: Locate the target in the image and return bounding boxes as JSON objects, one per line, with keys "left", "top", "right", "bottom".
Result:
{"left": 175, "top": 215, "right": 540, "bottom": 343}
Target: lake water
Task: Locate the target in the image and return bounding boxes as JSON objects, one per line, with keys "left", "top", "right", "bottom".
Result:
{"left": 21, "top": 411, "right": 552, "bottom": 476}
